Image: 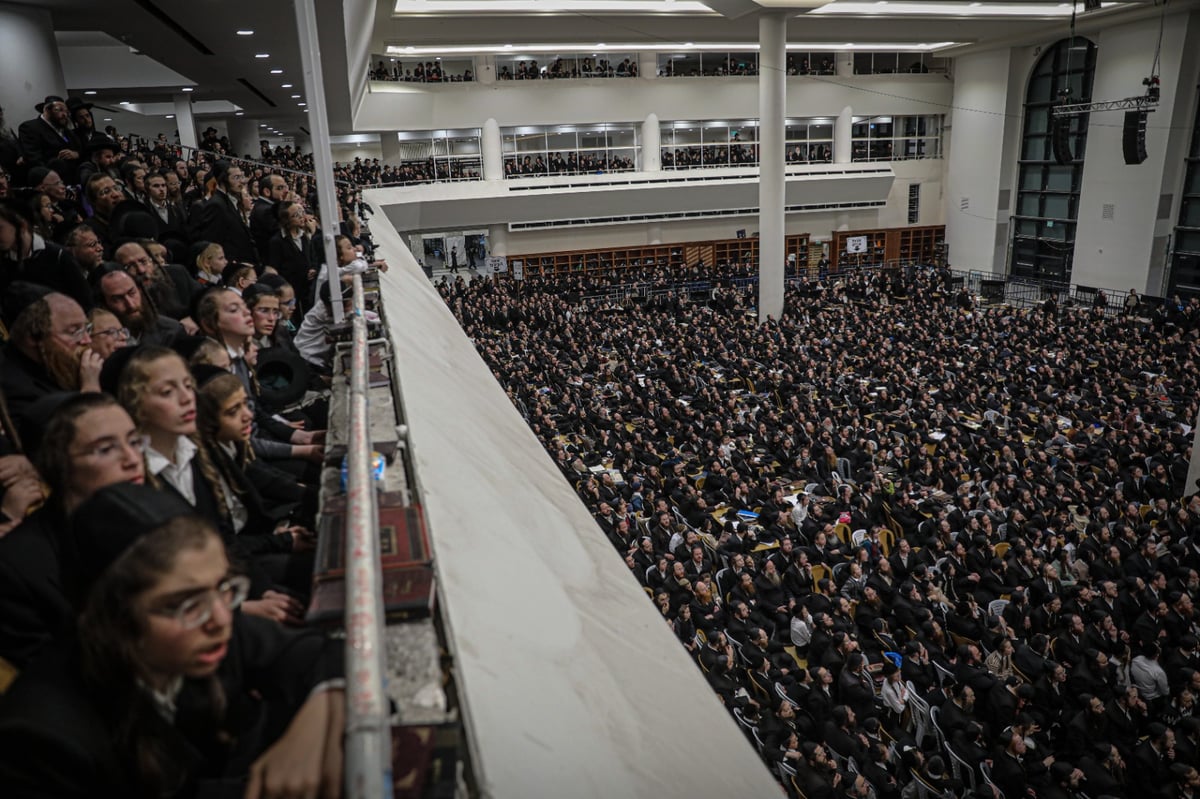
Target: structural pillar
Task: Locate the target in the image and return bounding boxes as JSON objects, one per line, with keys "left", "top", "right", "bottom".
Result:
{"left": 757, "top": 11, "right": 787, "bottom": 323}
{"left": 482, "top": 117, "right": 503, "bottom": 181}
{"left": 835, "top": 105, "right": 853, "bottom": 164}
{"left": 380, "top": 132, "right": 402, "bottom": 166}
{"left": 477, "top": 55, "right": 497, "bottom": 85}
{"left": 641, "top": 113, "right": 661, "bottom": 172}
{"left": 173, "top": 94, "right": 199, "bottom": 153}
{"left": 0, "top": 4, "right": 66, "bottom": 139}
{"left": 227, "top": 116, "right": 260, "bottom": 161}
{"left": 835, "top": 51, "right": 855, "bottom": 77}
{"left": 488, "top": 224, "right": 508, "bottom": 257}
{"left": 639, "top": 51, "right": 659, "bottom": 79}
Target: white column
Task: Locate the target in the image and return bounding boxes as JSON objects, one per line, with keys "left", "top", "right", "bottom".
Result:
{"left": 639, "top": 51, "right": 659, "bottom": 79}
{"left": 488, "top": 224, "right": 508, "bottom": 257}
{"left": 380, "top": 132, "right": 402, "bottom": 166}
{"left": 835, "top": 105, "right": 853, "bottom": 165}
{"left": 647, "top": 223, "right": 663, "bottom": 245}
{"left": 227, "top": 117, "right": 260, "bottom": 161}
{"left": 173, "top": 94, "right": 199, "bottom": 153}
{"left": 477, "top": 55, "right": 496, "bottom": 85}
{"left": 757, "top": 11, "right": 787, "bottom": 323}
{"left": 835, "top": 52, "right": 855, "bottom": 77}
{"left": 641, "top": 113, "right": 661, "bottom": 172}
{"left": 0, "top": 4, "right": 66, "bottom": 137}
{"left": 482, "top": 117, "right": 503, "bottom": 181}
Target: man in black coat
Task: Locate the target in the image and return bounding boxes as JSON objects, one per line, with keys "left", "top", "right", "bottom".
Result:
{"left": 250, "top": 173, "right": 289, "bottom": 260}
{"left": 188, "top": 160, "right": 256, "bottom": 265}
{"left": 15, "top": 96, "right": 78, "bottom": 177}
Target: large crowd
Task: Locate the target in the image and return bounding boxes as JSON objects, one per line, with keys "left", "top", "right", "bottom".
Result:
{"left": 0, "top": 93, "right": 395, "bottom": 797}
{"left": 441, "top": 263, "right": 1200, "bottom": 799}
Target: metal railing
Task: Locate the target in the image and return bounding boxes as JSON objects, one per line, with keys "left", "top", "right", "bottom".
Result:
{"left": 342, "top": 273, "right": 392, "bottom": 797}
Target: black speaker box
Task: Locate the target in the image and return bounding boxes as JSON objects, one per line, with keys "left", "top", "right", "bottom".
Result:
{"left": 1123, "top": 110, "right": 1148, "bottom": 165}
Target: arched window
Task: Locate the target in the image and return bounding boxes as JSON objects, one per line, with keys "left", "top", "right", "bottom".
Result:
{"left": 1010, "top": 38, "right": 1097, "bottom": 282}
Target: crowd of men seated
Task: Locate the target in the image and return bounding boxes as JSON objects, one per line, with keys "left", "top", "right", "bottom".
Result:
{"left": 440, "top": 261, "right": 1200, "bottom": 799}
{"left": 499, "top": 57, "right": 638, "bottom": 80}
{"left": 0, "top": 92, "right": 398, "bottom": 795}
{"left": 503, "top": 151, "right": 636, "bottom": 178}
{"left": 663, "top": 55, "right": 836, "bottom": 78}
{"left": 336, "top": 155, "right": 482, "bottom": 187}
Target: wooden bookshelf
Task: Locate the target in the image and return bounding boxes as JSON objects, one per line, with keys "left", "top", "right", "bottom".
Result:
{"left": 508, "top": 234, "right": 811, "bottom": 279}
{"left": 829, "top": 225, "right": 945, "bottom": 272}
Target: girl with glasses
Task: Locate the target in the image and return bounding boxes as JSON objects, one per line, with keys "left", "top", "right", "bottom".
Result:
{"left": 0, "top": 392, "right": 144, "bottom": 669}
{"left": 85, "top": 307, "right": 130, "bottom": 359}
{"left": 0, "top": 483, "right": 345, "bottom": 798}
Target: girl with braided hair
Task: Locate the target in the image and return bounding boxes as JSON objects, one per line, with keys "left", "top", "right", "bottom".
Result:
{"left": 117, "top": 347, "right": 309, "bottom": 619}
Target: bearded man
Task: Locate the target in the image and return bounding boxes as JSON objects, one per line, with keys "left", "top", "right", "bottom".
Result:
{"left": 0, "top": 288, "right": 102, "bottom": 426}
{"left": 91, "top": 265, "right": 181, "bottom": 347}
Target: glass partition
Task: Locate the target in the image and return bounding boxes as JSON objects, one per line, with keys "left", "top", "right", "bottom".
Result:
{"left": 850, "top": 115, "right": 943, "bottom": 161}
{"left": 370, "top": 55, "right": 474, "bottom": 82}
{"left": 661, "top": 118, "right": 834, "bottom": 169}
{"left": 377, "top": 129, "right": 482, "bottom": 184}
{"left": 496, "top": 53, "right": 638, "bottom": 79}
{"left": 501, "top": 123, "right": 638, "bottom": 177}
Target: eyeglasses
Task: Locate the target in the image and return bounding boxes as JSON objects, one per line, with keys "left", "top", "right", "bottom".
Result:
{"left": 87, "top": 323, "right": 130, "bottom": 339}
{"left": 60, "top": 324, "right": 90, "bottom": 344}
{"left": 253, "top": 307, "right": 282, "bottom": 318}
{"left": 151, "top": 575, "right": 251, "bottom": 630}
{"left": 280, "top": 299, "right": 297, "bottom": 308}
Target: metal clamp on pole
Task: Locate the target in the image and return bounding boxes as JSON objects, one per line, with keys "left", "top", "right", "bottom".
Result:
{"left": 342, "top": 273, "right": 392, "bottom": 798}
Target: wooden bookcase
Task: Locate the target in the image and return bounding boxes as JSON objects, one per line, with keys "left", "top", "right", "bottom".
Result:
{"left": 509, "top": 234, "right": 811, "bottom": 280}
{"left": 829, "top": 225, "right": 945, "bottom": 272}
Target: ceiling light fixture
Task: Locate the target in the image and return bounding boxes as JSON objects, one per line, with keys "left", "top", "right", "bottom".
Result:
{"left": 291, "top": 94, "right": 301, "bottom": 98}
{"left": 84, "top": 90, "right": 97, "bottom": 96}
{"left": 237, "top": 29, "right": 254, "bottom": 35}
{"left": 166, "top": 114, "right": 174, "bottom": 119}
{"left": 256, "top": 53, "right": 270, "bottom": 59}
{"left": 181, "top": 87, "right": 194, "bottom": 92}
{"left": 103, "top": 117, "right": 112, "bottom": 121}
{"left": 119, "top": 101, "right": 131, "bottom": 105}
{"left": 270, "top": 69, "right": 283, "bottom": 74}
{"left": 281, "top": 83, "right": 293, "bottom": 88}
{"left": 235, "top": 111, "right": 244, "bottom": 116}
{"left": 388, "top": 41, "right": 957, "bottom": 56}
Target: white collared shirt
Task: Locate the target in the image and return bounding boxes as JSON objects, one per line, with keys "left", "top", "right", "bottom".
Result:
{"left": 147, "top": 436, "right": 198, "bottom": 505}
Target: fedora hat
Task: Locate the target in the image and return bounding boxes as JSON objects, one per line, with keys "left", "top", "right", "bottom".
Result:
{"left": 66, "top": 97, "right": 94, "bottom": 114}
{"left": 34, "top": 95, "right": 65, "bottom": 113}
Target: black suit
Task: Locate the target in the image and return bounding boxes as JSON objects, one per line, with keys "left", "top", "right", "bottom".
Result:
{"left": 0, "top": 345, "right": 68, "bottom": 431}
{"left": 249, "top": 197, "right": 279, "bottom": 261}
{"left": 189, "top": 190, "right": 257, "bottom": 265}
{"left": 15, "top": 116, "right": 75, "bottom": 171}
{"left": 0, "top": 509, "right": 74, "bottom": 669}
{"left": 266, "top": 231, "right": 319, "bottom": 306}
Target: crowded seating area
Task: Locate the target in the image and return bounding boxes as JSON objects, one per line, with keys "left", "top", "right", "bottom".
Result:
{"left": 502, "top": 151, "right": 636, "bottom": 178}
{"left": 438, "top": 263, "right": 1200, "bottom": 799}
{"left": 0, "top": 93, "right": 396, "bottom": 795}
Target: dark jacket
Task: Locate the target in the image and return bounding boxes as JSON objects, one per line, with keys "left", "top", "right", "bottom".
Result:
{"left": 0, "top": 507, "right": 74, "bottom": 669}
{"left": 0, "top": 239, "right": 92, "bottom": 311}
{"left": 189, "top": 191, "right": 256, "bottom": 265}
{"left": 0, "top": 614, "right": 343, "bottom": 799}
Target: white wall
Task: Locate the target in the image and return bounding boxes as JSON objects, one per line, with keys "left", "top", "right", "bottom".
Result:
{"left": 1073, "top": 11, "right": 1193, "bottom": 291}
{"left": 944, "top": 49, "right": 1013, "bottom": 273}
{"left": 0, "top": 5, "right": 66, "bottom": 134}
{"left": 332, "top": 142, "right": 384, "bottom": 163}
{"left": 356, "top": 75, "right": 953, "bottom": 132}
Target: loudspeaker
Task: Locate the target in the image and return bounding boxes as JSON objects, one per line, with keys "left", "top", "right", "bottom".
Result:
{"left": 1051, "top": 117, "right": 1073, "bottom": 165}
{"left": 1123, "top": 110, "right": 1148, "bottom": 165}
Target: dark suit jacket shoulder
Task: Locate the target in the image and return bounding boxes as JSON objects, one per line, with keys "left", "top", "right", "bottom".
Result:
{"left": 189, "top": 192, "right": 256, "bottom": 265}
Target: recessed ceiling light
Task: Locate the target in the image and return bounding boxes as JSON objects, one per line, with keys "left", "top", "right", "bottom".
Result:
{"left": 281, "top": 83, "right": 293, "bottom": 88}
{"left": 237, "top": 29, "right": 254, "bottom": 35}
{"left": 255, "top": 53, "right": 269, "bottom": 58}
{"left": 119, "top": 101, "right": 131, "bottom": 105}
{"left": 166, "top": 114, "right": 174, "bottom": 119}
{"left": 181, "top": 87, "right": 194, "bottom": 92}
{"left": 260, "top": 124, "right": 267, "bottom": 127}
{"left": 235, "top": 111, "right": 244, "bottom": 116}
{"left": 103, "top": 117, "right": 112, "bottom": 121}
{"left": 270, "top": 69, "right": 283, "bottom": 74}
{"left": 291, "top": 94, "right": 301, "bottom": 98}
{"left": 298, "top": 102, "right": 306, "bottom": 106}
{"left": 84, "top": 90, "right": 97, "bottom": 96}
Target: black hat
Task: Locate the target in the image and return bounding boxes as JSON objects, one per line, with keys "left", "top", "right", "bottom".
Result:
{"left": 82, "top": 133, "right": 119, "bottom": 157}
{"left": 1, "top": 280, "right": 52, "bottom": 330}
{"left": 190, "top": 363, "right": 230, "bottom": 387}
{"left": 171, "top": 335, "right": 212, "bottom": 363}
{"left": 26, "top": 166, "right": 51, "bottom": 188}
{"left": 98, "top": 344, "right": 141, "bottom": 396}
{"left": 208, "top": 159, "right": 231, "bottom": 184}
{"left": 71, "top": 482, "right": 196, "bottom": 600}
{"left": 35, "top": 95, "right": 65, "bottom": 113}
{"left": 66, "top": 97, "right": 94, "bottom": 114}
